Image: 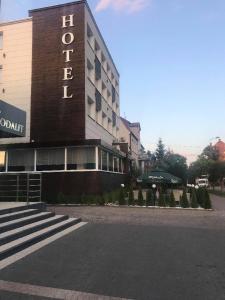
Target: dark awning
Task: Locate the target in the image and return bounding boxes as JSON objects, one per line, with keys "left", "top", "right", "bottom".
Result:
{"left": 138, "top": 170, "right": 182, "bottom": 185}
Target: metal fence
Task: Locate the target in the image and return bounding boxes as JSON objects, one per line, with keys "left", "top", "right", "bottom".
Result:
{"left": 0, "top": 173, "right": 42, "bottom": 203}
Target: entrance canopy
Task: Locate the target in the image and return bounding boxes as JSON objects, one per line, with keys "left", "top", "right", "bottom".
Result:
{"left": 0, "top": 100, "right": 26, "bottom": 138}
{"left": 138, "top": 170, "right": 182, "bottom": 185}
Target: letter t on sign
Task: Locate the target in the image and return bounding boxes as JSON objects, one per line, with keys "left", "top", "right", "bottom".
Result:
{"left": 62, "top": 15, "right": 74, "bottom": 28}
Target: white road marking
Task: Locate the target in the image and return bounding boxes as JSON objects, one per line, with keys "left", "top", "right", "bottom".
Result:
{"left": 0, "top": 280, "right": 132, "bottom": 300}
{"left": 0, "top": 222, "right": 87, "bottom": 270}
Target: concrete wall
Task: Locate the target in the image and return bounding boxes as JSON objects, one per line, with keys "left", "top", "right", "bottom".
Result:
{"left": 84, "top": 5, "right": 120, "bottom": 144}
{"left": 0, "top": 19, "right": 32, "bottom": 144}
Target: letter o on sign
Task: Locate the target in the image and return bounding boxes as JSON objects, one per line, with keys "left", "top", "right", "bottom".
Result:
{"left": 62, "top": 32, "right": 74, "bottom": 45}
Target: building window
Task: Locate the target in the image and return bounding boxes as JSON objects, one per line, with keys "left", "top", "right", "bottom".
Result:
{"left": 0, "top": 151, "right": 6, "bottom": 172}
{"left": 95, "top": 56, "right": 101, "bottom": 80}
{"left": 87, "top": 96, "right": 95, "bottom": 119}
{"left": 95, "top": 89, "right": 102, "bottom": 112}
{"left": 108, "top": 153, "right": 113, "bottom": 171}
{"left": 36, "top": 148, "right": 64, "bottom": 171}
{"left": 113, "top": 157, "right": 119, "bottom": 172}
{"left": 98, "top": 149, "right": 102, "bottom": 170}
{"left": 67, "top": 147, "right": 95, "bottom": 170}
{"left": 102, "top": 150, "right": 108, "bottom": 171}
{"left": 119, "top": 158, "right": 123, "bottom": 173}
{"left": 95, "top": 39, "right": 100, "bottom": 54}
{"left": 112, "top": 111, "right": 116, "bottom": 127}
{"left": 0, "top": 32, "right": 3, "bottom": 49}
{"left": 8, "top": 149, "right": 34, "bottom": 172}
{"left": 87, "top": 24, "right": 93, "bottom": 39}
{"left": 87, "top": 59, "right": 94, "bottom": 82}
{"left": 112, "top": 85, "right": 115, "bottom": 103}
{"left": 102, "top": 112, "right": 107, "bottom": 128}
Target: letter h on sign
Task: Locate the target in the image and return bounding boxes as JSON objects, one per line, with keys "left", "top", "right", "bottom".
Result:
{"left": 62, "top": 14, "right": 75, "bottom": 100}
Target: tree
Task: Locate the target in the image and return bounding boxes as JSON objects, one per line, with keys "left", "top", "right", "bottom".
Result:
{"left": 164, "top": 152, "right": 188, "bottom": 184}
{"left": 203, "top": 189, "right": 212, "bottom": 209}
{"left": 165, "top": 193, "right": 170, "bottom": 207}
{"left": 169, "top": 191, "right": 176, "bottom": 207}
{"left": 209, "top": 161, "right": 225, "bottom": 189}
{"left": 188, "top": 157, "right": 213, "bottom": 184}
{"left": 190, "top": 189, "right": 198, "bottom": 208}
{"left": 137, "top": 187, "right": 144, "bottom": 206}
{"left": 95, "top": 195, "right": 105, "bottom": 206}
{"left": 155, "top": 138, "right": 166, "bottom": 162}
{"left": 146, "top": 189, "right": 154, "bottom": 206}
{"left": 201, "top": 144, "right": 219, "bottom": 161}
{"left": 128, "top": 186, "right": 134, "bottom": 206}
{"left": 118, "top": 187, "right": 126, "bottom": 205}
{"left": 158, "top": 192, "right": 166, "bottom": 207}
{"left": 196, "top": 188, "right": 204, "bottom": 207}
{"left": 180, "top": 189, "right": 189, "bottom": 208}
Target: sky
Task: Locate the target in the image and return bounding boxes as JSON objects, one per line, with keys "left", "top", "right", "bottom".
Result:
{"left": 1, "top": 0, "right": 225, "bottom": 163}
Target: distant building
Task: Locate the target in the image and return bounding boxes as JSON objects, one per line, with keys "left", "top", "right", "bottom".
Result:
{"left": 215, "top": 139, "right": 225, "bottom": 161}
{"left": 119, "top": 117, "right": 140, "bottom": 167}
{"left": 138, "top": 145, "right": 152, "bottom": 175}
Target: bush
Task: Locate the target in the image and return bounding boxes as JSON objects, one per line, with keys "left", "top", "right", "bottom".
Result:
{"left": 137, "top": 187, "right": 144, "bottom": 206}
{"left": 203, "top": 189, "right": 212, "bottom": 209}
{"left": 196, "top": 188, "right": 208, "bottom": 208}
{"left": 146, "top": 189, "right": 154, "bottom": 206}
{"left": 165, "top": 193, "right": 170, "bottom": 207}
{"left": 103, "top": 193, "right": 109, "bottom": 204}
{"left": 180, "top": 189, "right": 189, "bottom": 208}
{"left": 158, "top": 193, "right": 166, "bottom": 207}
{"left": 95, "top": 195, "right": 105, "bottom": 206}
{"left": 190, "top": 189, "right": 198, "bottom": 208}
{"left": 110, "top": 190, "right": 118, "bottom": 204}
{"left": 169, "top": 191, "right": 176, "bottom": 207}
{"left": 128, "top": 186, "right": 134, "bottom": 206}
{"left": 118, "top": 187, "right": 126, "bottom": 205}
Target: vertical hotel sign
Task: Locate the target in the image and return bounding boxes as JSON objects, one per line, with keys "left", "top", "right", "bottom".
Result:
{"left": 61, "top": 15, "right": 75, "bottom": 99}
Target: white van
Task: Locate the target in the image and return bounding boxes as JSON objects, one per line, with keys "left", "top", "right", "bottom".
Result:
{"left": 196, "top": 178, "right": 209, "bottom": 188}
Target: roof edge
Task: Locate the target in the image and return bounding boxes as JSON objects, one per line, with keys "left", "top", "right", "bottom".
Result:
{"left": 28, "top": 0, "right": 120, "bottom": 77}
{"left": 0, "top": 17, "right": 32, "bottom": 27}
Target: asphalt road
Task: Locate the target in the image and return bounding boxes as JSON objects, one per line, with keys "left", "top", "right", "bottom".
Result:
{"left": 0, "top": 194, "right": 225, "bottom": 300}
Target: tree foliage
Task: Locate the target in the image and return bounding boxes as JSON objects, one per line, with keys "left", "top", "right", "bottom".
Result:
{"left": 180, "top": 189, "right": 189, "bottom": 208}
{"left": 158, "top": 192, "right": 166, "bottom": 207}
{"left": 164, "top": 152, "right": 188, "bottom": 183}
{"left": 201, "top": 144, "right": 219, "bottom": 161}
{"left": 203, "top": 189, "right": 212, "bottom": 209}
{"left": 152, "top": 139, "right": 188, "bottom": 184}
{"left": 118, "top": 187, "right": 126, "bottom": 205}
{"left": 137, "top": 187, "right": 144, "bottom": 206}
{"left": 146, "top": 189, "right": 154, "bottom": 206}
{"left": 155, "top": 138, "right": 166, "bottom": 162}
{"left": 188, "top": 142, "right": 225, "bottom": 188}
{"left": 190, "top": 189, "right": 198, "bottom": 208}
{"left": 128, "top": 186, "right": 134, "bottom": 206}
{"left": 169, "top": 191, "right": 176, "bottom": 207}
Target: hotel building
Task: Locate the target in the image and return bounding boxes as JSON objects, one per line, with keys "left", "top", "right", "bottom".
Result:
{"left": 0, "top": 1, "right": 126, "bottom": 200}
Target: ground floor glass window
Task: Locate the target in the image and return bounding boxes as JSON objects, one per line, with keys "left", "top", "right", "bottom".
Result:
{"left": 36, "top": 148, "right": 64, "bottom": 171}
{"left": 8, "top": 149, "right": 34, "bottom": 172}
{"left": 0, "top": 151, "right": 6, "bottom": 172}
{"left": 67, "top": 147, "right": 95, "bottom": 170}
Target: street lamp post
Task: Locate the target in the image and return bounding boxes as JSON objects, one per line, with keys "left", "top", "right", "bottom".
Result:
{"left": 152, "top": 184, "right": 156, "bottom": 206}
